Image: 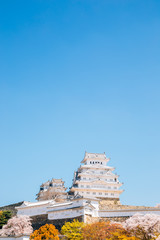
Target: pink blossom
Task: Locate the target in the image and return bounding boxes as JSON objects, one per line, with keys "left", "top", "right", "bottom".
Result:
{"left": 123, "top": 213, "right": 160, "bottom": 240}
{"left": 0, "top": 215, "right": 33, "bottom": 237}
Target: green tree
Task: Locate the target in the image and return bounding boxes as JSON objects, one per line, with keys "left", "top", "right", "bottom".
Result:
{"left": 0, "top": 211, "right": 12, "bottom": 229}
{"left": 61, "top": 220, "right": 84, "bottom": 240}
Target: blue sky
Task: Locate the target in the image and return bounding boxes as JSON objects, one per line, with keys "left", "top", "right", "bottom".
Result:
{"left": 0, "top": 0, "right": 160, "bottom": 207}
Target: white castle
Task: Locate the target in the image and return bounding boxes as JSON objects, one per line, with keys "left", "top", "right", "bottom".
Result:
{"left": 69, "top": 152, "right": 123, "bottom": 199}
{"left": 16, "top": 152, "right": 160, "bottom": 226}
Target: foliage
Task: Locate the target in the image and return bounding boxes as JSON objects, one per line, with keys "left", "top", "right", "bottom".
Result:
{"left": 0, "top": 210, "right": 12, "bottom": 229}
{"left": 30, "top": 224, "right": 59, "bottom": 240}
{"left": 61, "top": 219, "right": 84, "bottom": 240}
{"left": 108, "top": 229, "right": 139, "bottom": 240}
{"left": 82, "top": 221, "right": 123, "bottom": 240}
{"left": 0, "top": 215, "right": 33, "bottom": 237}
{"left": 123, "top": 214, "right": 160, "bottom": 240}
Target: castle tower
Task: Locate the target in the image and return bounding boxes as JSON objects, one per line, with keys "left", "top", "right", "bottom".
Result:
{"left": 36, "top": 178, "right": 67, "bottom": 202}
{"left": 69, "top": 152, "right": 123, "bottom": 200}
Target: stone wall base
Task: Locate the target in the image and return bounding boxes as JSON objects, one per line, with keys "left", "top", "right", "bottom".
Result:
{"left": 85, "top": 215, "right": 129, "bottom": 224}
{"left": 31, "top": 214, "right": 83, "bottom": 231}
{"left": 31, "top": 213, "right": 129, "bottom": 230}
{"left": 99, "top": 216, "right": 129, "bottom": 222}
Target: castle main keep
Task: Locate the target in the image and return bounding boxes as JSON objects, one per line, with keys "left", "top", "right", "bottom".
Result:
{"left": 69, "top": 152, "right": 123, "bottom": 199}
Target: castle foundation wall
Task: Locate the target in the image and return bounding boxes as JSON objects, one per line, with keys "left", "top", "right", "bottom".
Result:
{"left": 31, "top": 214, "right": 83, "bottom": 231}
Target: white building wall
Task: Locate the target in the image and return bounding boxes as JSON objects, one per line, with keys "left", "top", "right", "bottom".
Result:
{"left": 16, "top": 199, "right": 160, "bottom": 223}
{"left": 99, "top": 209, "right": 160, "bottom": 218}
{"left": 47, "top": 198, "right": 99, "bottom": 220}
{"left": 83, "top": 199, "right": 99, "bottom": 210}
{"left": 0, "top": 236, "right": 29, "bottom": 240}
{"left": 75, "top": 190, "right": 119, "bottom": 198}
{"left": 17, "top": 205, "right": 48, "bottom": 216}
{"left": 48, "top": 208, "right": 84, "bottom": 220}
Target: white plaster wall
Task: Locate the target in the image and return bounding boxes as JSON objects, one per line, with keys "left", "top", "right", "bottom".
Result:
{"left": 47, "top": 199, "right": 99, "bottom": 220}
{"left": 47, "top": 199, "right": 83, "bottom": 213}
{"left": 72, "top": 199, "right": 83, "bottom": 208}
{"left": 48, "top": 208, "right": 84, "bottom": 220}
{"left": 48, "top": 203, "right": 73, "bottom": 211}
{"left": 76, "top": 191, "right": 119, "bottom": 199}
{"left": 17, "top": 205, "right": 47, "bottom": 216}
{"left": 0, "top": 236, "right": 29, "bottom": 240}
{"left": 47, "top": 200, "right": 85, "bottom": 220}
{"left": 99, "top": 209, "right": 160, "bottom": 218}
{"left": 85, "top": 199, "right": 99, "bottom": 210}
{"left": 72, "top": 198, "right": 99, "bottom": 210}
{"left": 84, "top": 208, "right": 98, "bottom": 217}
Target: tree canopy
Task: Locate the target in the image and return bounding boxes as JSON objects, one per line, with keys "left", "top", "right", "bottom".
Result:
{"left": 0, "top": 215, "right": 33, "bottom": 237}
{"left": 30, "top": 224, "right": 59, "bottom": 240}
{"left": 82, "top": 221, "right": 123, "bottom": 240}
{"left": 123, "top": 214, "right": 160, "bottom": 240}
{"left": 61, "top": 219, "right": 84, "bottom": 240}
{"left": 0, "top": 210, "right": 12, "bottom": 229}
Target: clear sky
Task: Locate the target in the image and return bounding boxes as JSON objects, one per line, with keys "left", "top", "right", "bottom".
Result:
{"left": 0, "top": 0, "right": 160, "bottom": 207}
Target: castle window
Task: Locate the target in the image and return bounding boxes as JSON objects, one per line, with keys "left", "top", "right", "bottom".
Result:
{"left": 40, "top": 187, "right": 44, "bottom": 191}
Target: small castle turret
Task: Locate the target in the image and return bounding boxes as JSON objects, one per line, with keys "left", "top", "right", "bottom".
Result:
{"left": 36, "top": 178, "right": 67, "bottom": 202}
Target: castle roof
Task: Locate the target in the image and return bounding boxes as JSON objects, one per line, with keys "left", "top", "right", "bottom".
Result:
{"left": 16, "top": 200, "right": 55, "bottom": 209}
{"left": 81, "top": 152, "right": 110, "bottom": 163}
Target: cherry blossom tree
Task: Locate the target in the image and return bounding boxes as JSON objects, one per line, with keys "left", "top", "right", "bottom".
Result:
{"left": 0, "top": 215, "right": 33, "bottom": 237}
{"left": 123, "top": 213, "right": 160, "bottom": 240}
